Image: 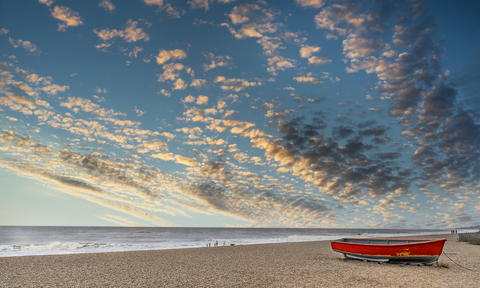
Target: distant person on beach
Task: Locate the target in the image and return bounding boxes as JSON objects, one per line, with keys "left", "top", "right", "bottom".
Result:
{"left": 223, "top": 241, "right": 225, "bottom": 246}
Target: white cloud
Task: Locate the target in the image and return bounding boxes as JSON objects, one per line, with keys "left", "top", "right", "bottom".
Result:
{"left": 295, "top": 0, "right": 325, "bottom": 9}
{"left": 266, "top": 56, "right": 295, "bottom": 75}
{"left": 162, "top": 3, "right": 181, "bottom": 18}
{"left": 95, "top": 87, "right": 107, "bottom": 94}
{"left": 51, "top": 6, "right": 84, "bottom": 32}
{"left": 156, "top": 49, "right": 187, "bottom": 64}
{"left": 9, "top": 38, "right": 41, "bottom": 55}
{"left": 151, "top": 152, "right": 175, "bottom": 161}
{"left": 299, "top": 45, "right": 321, "bottom": 58}
{"left": 129, "top": 46, "right": 144, "bottom": 58}
{"left": 158, "top": 63, "right": 184, "bottom": 82}
{"left": 214, "top": 76, "right": 261, "bottom": 91}
{"left": 191, "top": 79, "right": 207, "bottom": 88}
{"left": 308, "top": 55, "right": 331, "bottom": 66}
{"left": 41, "top": 84, "right": 70, "bottom": 94}
{"left": 175, "top": 155, "right": 199, "bottom": 166}
{"left": 188, "top": 0, "right": 210, "bottom": 11}
{"left": 37, "top": 0, "right": 55, "bottom": 6}
{"left": 159, "top": 89, "right": 171, "bottom": 97}
{"left": 343, "top": 34, "right": 386, "bottom": 59}
{"left": 188, "top": 0, "right": 237, "bottom": 11}
{"left": 293, "top": 72, "right": 319, "bottom": 85}
{"left": 182, "top": 95, "right": 195, "bottom": 103}
{"left": 143, "top": 0, "right": 164, "bottom": 6}
{"left": 172, "top": 78, "right": 187, "bottom": 90}
{"left": 99, "top": 0, "right": 116, "bottom": 13}
{"left": 94, "top": 20, "right": 150, "bottom": 44}
{"left": 196, "top": 95, "right": 208, "bottom": 105}
{"left": 0, "top": 28, "right": 9, "bottom": 35}
{"left": 203, "top": 52, "right": 233, "bottom": 71}
{"left": 134, "top": 106, "right": 145, "bottom": 117}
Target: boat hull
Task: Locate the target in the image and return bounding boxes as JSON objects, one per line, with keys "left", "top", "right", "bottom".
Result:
{"left": 331, "top": 238, "right": 447, "bottom": 263}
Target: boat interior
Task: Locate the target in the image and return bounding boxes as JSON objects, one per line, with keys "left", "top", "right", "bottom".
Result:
{"left": 334, "top": 238, "right": 428, "bottom": 245}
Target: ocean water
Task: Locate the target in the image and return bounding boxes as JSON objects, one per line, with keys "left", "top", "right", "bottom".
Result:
{"left": 0, "top": 226, "right": 470, "bottom": 257}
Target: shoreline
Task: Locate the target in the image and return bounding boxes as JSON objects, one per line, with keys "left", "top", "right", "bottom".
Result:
{"left": 2, "top": 229, "right": 473, "bottom": 259}
{"left": 1, "top": 233, "right": 480, "bottom": 287}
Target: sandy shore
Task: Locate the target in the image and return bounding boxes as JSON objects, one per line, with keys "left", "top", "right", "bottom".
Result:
{"left": 1, "top": 233, "right": 479, "bottom": 287}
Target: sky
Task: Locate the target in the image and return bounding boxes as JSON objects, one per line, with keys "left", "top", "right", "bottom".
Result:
{"left": 1, "top": 0, "right": 480, "bottom": 228}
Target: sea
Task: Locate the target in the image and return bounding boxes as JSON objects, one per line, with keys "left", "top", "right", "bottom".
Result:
{"left": 0, "top": 226, "right": 474, "bottom": 258}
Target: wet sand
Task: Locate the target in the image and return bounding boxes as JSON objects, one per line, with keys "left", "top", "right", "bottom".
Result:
{"left": 1, "top": 233, "right": 479, "bottom": 287}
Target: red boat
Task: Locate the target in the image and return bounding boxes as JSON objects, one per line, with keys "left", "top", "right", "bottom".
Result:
{"left": 331, "top": 238, "right": 447, "bottom": 263}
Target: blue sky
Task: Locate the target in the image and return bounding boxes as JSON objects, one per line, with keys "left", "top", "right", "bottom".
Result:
{"left": 1, "top": 0, "right": 479, "bottom": 228}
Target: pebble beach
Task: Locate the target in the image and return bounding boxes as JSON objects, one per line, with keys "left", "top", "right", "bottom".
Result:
{"left": 1, "top": 233, "right": 479, "bottom": 287}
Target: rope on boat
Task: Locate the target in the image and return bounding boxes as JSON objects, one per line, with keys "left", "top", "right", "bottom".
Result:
{"left": 442, "top": 251, "right": 478, "bottom": 272}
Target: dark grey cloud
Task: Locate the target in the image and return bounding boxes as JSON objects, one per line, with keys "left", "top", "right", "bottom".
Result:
{"left": 332, "top": 125, "right": 355, "bottom": 140}
{"left": 359, "top": 126, "right": 389, "bottom": 137}
{"left": 358, "top": 120, "right": 376, "bottom": 128}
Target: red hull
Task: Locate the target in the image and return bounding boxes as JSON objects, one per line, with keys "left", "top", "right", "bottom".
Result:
{"left": 331, "top": 238, "right": 447, "bottom": 263}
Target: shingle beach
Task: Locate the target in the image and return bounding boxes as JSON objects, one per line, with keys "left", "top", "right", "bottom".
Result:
{"left": 1, "top": 233, "right": 479, "bottom": 287}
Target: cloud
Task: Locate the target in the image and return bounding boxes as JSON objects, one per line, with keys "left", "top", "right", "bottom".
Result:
{"left": 137, "top": 139, "right": 167, "bottom": 153}
{"left": 172, "top": 78, "right": 187, "bottom": 90}
{"left": 37, "top": 0, "right": 55, "bottom": 6}
{"left": 295, "top": 0, "right": 325, "bottom": 9}
{"left": 97, "top": 214, "right": 150, "bottom": 227}
{"left": 51, "top": 6, "right": 84, "bottom": 32}
{"left": 0, "top": 28, "right": 9, "bottom": 35}
{"left": 162, "top": 3, "right": 181, "bottom": 18}
{"left": 267, "top": 56, "right": 296, "bottom": 75}
{"left": 41, "top": 84, "right": 69, "bottom": 95}
{"left": 343, "top": 34, "right": 386, "bottom": 59}
{"left": 293, "top": 73, "right": 319, "bottom": 85}
{"left": 203, "top": 52, "right": 233, "bottom": 71}
{"left": 193, "top": 18, "right": 215, "bottom": 25}
{"left": 332, "top": 125, "right": 355, "bottom": 140}
{"left": 182, "top": 95, "right": 195, "bottom": 103}
{"left": 308, "top": 55, "right": 331, "bottom": 66}
{"left": 294, "top": 96, "right": 327, "bottom": 104}
{"left": 175, "top": 155, "right": 200, "bottom": 166}
{"left": 151, "top": 152, "right": 175, "bottom": 161}
{"left": 156, "top": 49, "right": 187, "bottom": 64}
{"left": 214, "top": 76, "right": 261, "bottom": 91}
{"left": 99, "top": 0, "right": 116, "bottom": 13}
{"left": 143, "top": 0, "right": 163, "bottom": 6}
{"left": 189, "top": 0, "right": 237, "bottom": 12}
{"left": 191, "top": 79, "right": 207, "bottom": 88}
{"left": 188, "top": 0, "right": 210, "bottom": 11}
{"left": 9, "top": 38, "right": 41, "bottom": 55}
{"left": 94, "top": 20, "right": 150, "bottom": 45}
{"left": 176, "top": 126, "right": 203, "bottom": 139}
{"left": 134, "top": 106, "right": 145, "bottom": 117}
{"left": 196, "top": 95, "right": 209, "bottom": 105}
{"left": 157, "top": 63, "right": 184, "bottom": 83}
{"left": 299, "top": 45, "right": 321, "bottom": 58}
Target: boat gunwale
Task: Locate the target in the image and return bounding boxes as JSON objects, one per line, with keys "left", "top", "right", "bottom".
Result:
{"left": 330, "top": 238, "right": 446, "bottom": 248}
